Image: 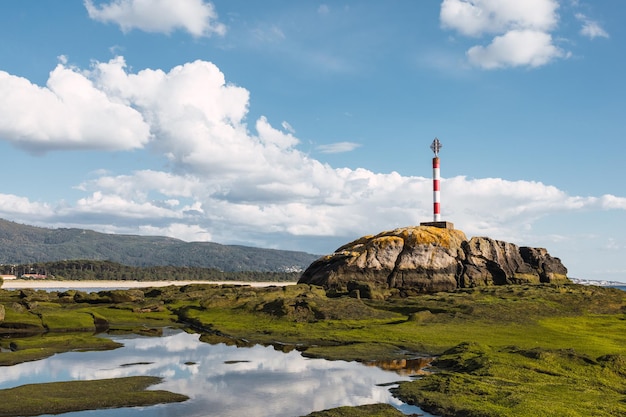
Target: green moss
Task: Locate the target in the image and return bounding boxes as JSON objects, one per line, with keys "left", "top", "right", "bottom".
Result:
{"left": 0, "top": 303, "right": 45, "bottom": 332}
{"left": 0, "top": 376, "right": 188, "bottom": 417}
{"left": 0, "top": 333, "right": 122, "bottom": 366}
{"left": 2, "top": 283, "right": 626, "bottom": 417}
{"left": 303, "top": 403, "right": 407, "bottom": 417}
{"left": 75, "top": 305, "right": 178, "bottom": 331}
{"left": 393, "top": 343, "right": 626, "bottom": 417}
{"left": 39, "top": 310, "right": 96, "bottom": 332}
{"left": 510, "top": 272, "right": 541, "bottom": 284}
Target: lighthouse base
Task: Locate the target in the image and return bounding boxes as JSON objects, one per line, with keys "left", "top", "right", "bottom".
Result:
{"left": 420, "top": 221, "right": 455, "bottom": 230}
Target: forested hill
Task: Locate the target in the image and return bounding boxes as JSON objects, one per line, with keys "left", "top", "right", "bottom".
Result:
{"left": 0, "top": 260, "right": 299, "bottom": 282}
{"left": 0, "top": 219, "right": 319, "bottom": 272}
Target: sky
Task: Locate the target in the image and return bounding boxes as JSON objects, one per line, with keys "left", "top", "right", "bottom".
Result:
{"left": 0, "top": 0, "right": 624, "bottom": 281}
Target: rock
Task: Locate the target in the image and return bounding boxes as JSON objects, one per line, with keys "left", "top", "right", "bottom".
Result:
{"left": 302, "top": 227, "right": 468, "bottom": 294}
{"left": 101, "top": 289, "right": 145, "bottom": 304}
{"left": 298, "top": 226, "right": 569, "bottom": 295}
{"left": 519, "top": 246, "right": 569, "bottom": 283}
{"left": 460, "top": 237, "right": 540, "bottom": 286}
{"left": 0, "top": 304, "right": 4, "bottom": 322}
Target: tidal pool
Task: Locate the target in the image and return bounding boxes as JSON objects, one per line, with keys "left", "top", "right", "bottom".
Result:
{"left": 0, "top": 330, "right": 434, "bottom": 416}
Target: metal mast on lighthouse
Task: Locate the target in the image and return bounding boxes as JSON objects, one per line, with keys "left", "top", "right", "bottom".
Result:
{"left": 430, "top": 138, "right": 442, "bottom": 222}
{"left": 420, "top": 138, "right": 453, "bottom": 229}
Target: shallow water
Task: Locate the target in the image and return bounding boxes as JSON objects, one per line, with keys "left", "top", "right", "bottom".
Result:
{"left": 0, "top": 330, "right": 435, "bottom": 417}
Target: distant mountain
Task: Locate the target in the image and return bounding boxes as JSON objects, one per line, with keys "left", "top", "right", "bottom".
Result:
{"left": 0, "top": 218, "right": 319, "bottom": 272}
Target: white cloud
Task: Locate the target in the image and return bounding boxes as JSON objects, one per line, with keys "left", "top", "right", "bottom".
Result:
{"left": 0, "top": 61, "right": 150, "bottom": 153}
{"left": 600, "top": 195, "right": 626, "bottom": 210}
{"left": 2, "top": 57, "right": 625, "bottom": 263}
{"left": 575, "top": 13, "right": 609, "bottom": 39}
{"left": 75, "top": 191, "right": 180, "bottom": 219}
{"left": 138, "top": 223, "right": 212, "bottom": 242}
{"left": 440, "top": 0, "right": 559, "bottom": 36}
{"left": 6, "top": 167, "right": 626, "bottom": 255}
{"left": 0, "top": 194, "right": 53, "bottom": 218}
{"left": 281, "top": 121, "right": 296, "bottom": 134}
{"left": 440, "top": 0, "right": 567, "bottom": 69}
{"left": 88, "top": 57, "right": 254, "bottom": 175}
{"left": 316, "top": 142, "right": 362, "bottom": 154}
{"left": 78, "top": 170, "right": 202, "bottom": 200}
{"left": 84, "top": 0, "right": 226, "bottom": 37}
{"left": 467, "top": 30, "right": 566, "bottom": 69}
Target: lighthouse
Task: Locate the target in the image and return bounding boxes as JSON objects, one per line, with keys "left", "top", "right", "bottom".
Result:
{"left": 431, "top": 138, "right": 442, "bottom": 221}
{"left": 420, "top": 138, "right": 454, "bottom": 229}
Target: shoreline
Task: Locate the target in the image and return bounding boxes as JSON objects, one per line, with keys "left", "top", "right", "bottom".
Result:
{"left": 1, "top": 279, "right": 297, "bottom": 290}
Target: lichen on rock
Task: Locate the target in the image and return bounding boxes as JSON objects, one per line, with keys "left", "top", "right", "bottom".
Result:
{"left": 298, "top": 226, "right": 568, "bottom": 296}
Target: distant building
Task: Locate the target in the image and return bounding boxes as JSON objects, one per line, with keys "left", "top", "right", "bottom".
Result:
{"left": 0, "top": 275, "right": 17, "bottom": 280}
{"left": 20, "top": 274, "right": 48, "bottom": 280}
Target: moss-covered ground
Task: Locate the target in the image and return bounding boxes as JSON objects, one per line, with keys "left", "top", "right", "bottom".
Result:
{"left": 0, "top": 376, "right": 188, "bottom": 416}
{"left": 303, "top": 403, "right": 408, "bottom": 417}
{"left": 1, "top": 282, "right": 625, "bottom": 416}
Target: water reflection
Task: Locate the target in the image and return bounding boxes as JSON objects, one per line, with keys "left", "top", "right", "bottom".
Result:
{"left": 0, "top": 330, "right": 435, "bottom": 417}
{"left": 366, "top": 357, "right": 433, "bottom": 376}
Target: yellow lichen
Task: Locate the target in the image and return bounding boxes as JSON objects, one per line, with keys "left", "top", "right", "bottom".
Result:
{"left": 337, "top": 226, "right": 467, "bottom": 253}
{"left": 370, "top": 236, "right": 404, "bottom": 249}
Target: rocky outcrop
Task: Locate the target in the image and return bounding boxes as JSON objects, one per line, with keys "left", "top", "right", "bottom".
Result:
{"left": 461, "top": 237, "right": 539, "bottom": 287}
{"left": 298, "top": 226, "right": 568, "bottom": 295}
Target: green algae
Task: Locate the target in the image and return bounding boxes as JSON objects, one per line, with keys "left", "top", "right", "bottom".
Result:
{"left": 172, "top": 283, "right": 626, "bottom": 417}
{"left": 0, "top": 376, "right": 188, "bottom": 417}
{"left": 392, "top": 343, "right": 626, "bottom": 417}
{"left": 1, "top": 283, "right": 626, "bottom": 417}
{"left": 0, "top": 333, "right": 122, "bottom": 366}
{"left": 0, "top": 302, "right": 45, "bottom": 333}
{"left": 303, "top": 403, "right": 408, "bottom": 417}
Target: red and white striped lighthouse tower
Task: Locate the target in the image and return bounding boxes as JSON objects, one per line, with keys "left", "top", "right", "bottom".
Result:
{"left": 431, "top": 138, "right": 442, "bottom": 222}
{"left": 421, "top": 138, "right": 453, "bottom": 229}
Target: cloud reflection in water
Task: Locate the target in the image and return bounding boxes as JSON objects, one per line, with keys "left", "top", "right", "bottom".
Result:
{"left": 0, "top": 330, "right": 432, "bottom": 416}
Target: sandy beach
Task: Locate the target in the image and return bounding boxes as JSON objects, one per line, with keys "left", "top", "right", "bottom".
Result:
{"left": 1, "top": 279, "right": 296, "bottom": 290}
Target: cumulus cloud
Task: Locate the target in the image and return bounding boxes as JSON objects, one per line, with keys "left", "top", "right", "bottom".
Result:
{"left": 137, "top": 223, "right": 213, "bottom": 242}
{"left": 575, "top": 13, "right": 609, "bottom": 39}
{"left": 600, "top": 195, "right": 626, "bottom": 210}
{"left": 467, "top": 30, "right": 565, "bottom": 69}
{"left": 0, "top": 194, "right": 53, "bottom": 218}
{"left": 440, "top": 0, "right": 558, "bottom": 36}
{"left": 5, "top": 170, "right": 625, "bottom": 254}
{"left": 74, "top": 191, "right": 179, "bottom": 219}
{"left": 440, "top": 0, "right": 566, "bottom": 69}
{"left": 0, "top": 60, "right": 150, "bottom": 153}
{"left": 84, "top": 0, "right": 226, "bottom": 37}
{"left": 1, "top": 56, "right": 625, "bottom": 255}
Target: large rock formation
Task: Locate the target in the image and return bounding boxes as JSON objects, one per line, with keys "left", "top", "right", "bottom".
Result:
{"left": 298, "top": 226, "right": 568, "bottom": 295}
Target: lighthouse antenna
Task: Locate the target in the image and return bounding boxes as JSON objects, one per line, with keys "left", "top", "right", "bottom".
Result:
{"left": 430, "top": 137, "right": 442, "bottom": 156}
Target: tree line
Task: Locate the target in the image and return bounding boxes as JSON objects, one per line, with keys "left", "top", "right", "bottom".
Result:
{"left": 0, "top": 260, "right": 301, "bottom": 282}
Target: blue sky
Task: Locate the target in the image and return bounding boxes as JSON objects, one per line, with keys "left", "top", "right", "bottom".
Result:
{"left": 0, "top": 0, "right": 624, "bottom": 281}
